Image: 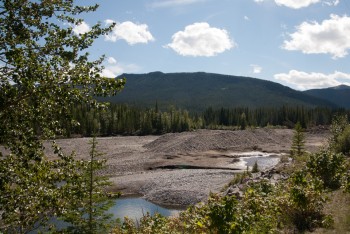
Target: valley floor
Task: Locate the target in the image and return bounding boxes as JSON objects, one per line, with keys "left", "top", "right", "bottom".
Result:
{"left": 47, "top": 128, "right": 329, "bottom": 207}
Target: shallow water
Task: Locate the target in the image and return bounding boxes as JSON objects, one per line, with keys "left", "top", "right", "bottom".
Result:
{"left": 109, "top": 197, "right": 182, "bottom": 221}
{"left": 230, "top": 151, "right": 282, "bottom": 170}
{"left": 30, "top": 198, "right": 181, "bottom": 233}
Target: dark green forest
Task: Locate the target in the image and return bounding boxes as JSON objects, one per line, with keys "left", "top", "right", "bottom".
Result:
{"left": 99, "top": 72, "right": 340, "bottom": 111}
{"left": 64, "top": 103, "right": 350, "bottom": 137}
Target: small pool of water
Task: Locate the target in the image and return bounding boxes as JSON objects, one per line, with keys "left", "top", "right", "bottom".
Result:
{"left": 230, "top": 151, "right": 283, "bottom": 170}
{"left": 109, "top": 197, "right": 182, "bottom": 221}
{"left": 30, "top": 198, "right": 182, "bottom": 233}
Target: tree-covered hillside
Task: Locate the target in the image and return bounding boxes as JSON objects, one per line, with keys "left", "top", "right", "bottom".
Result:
{"left": 304, "top": 85, "right": 350, "bottom": 109}
{"left": 99, "top": 72, "right": 336, "bottom": 111}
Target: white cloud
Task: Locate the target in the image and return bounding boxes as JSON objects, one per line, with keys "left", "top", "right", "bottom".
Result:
{"left": 101, "top": 63, "right": 140, "bottom": 78}
{"left": 105, "top": 19, "right": 115, "bottom": 25}
{"left": 150, "top": 0, "right": 205, "bottom": 8}
{"left": 105, "top": 21, "right": 155, "bottom": 45}
{"left": 72, "top": 21, "right": 90, "bottom": 35}
{"left": 324, "top": 0, "right": 340, "bottom": 6}
{"left": 282, "top": 14, "right": 350, "bottom": 59}
{"left": 107, "top": 57, "right": 117, "bottom": 64}
{"left": 275, "top": 0, "right": 320, "bottom": 8}
{"left": 255, "top": 0, "right": 337, "bottom": 8}
{"left": 274, "top": 70, "right": 350, "bottom": 90}
{"left": 251, "top": 64, "right": 262, "bottom": 74}
{"left": 244, "top": 16, "right": 250, "bottom": 21}
{"left": 166, "top": 22, "right": 235, "bottom": 57}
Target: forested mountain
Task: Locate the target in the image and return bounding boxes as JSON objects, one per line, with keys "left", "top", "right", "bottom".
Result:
{"left": 99, "top": 72, "right": 335, "bottom": 111}
{"left": 304, "top": 85, "right": 350, "bottom": 109}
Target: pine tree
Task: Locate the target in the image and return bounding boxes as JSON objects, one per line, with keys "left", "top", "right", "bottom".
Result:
{"left": 291, "top": 122, "right": 305, "bottom": 158}
{"left": 251, "top": 160, "right": 259, "bottom": 173}
{"left": 240, "top": 112, "right": 247, "bottom": 130}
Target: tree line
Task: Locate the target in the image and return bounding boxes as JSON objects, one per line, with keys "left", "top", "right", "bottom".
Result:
{"left": 63, "top": 103, "right": 350, "bottom": 137}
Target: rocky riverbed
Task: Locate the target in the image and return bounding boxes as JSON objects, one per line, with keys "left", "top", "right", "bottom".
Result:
{"left": 43, "top": 128, "right": 328, "bottom": 207}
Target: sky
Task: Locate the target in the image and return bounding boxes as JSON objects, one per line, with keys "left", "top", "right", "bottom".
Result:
{"left": 74, "top": 0, "right": 350, "bottom": 90}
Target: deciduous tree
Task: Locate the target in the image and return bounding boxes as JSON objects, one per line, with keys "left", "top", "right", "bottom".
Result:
{"left": 0, "top": 0, "right": 124, "bottom": 232}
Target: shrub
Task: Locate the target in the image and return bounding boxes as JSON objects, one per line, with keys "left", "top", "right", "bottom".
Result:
{"left": 276, "top": 171, "right": 328, "bottom": 232}
{"left": 329, "top": 114, "right": 349, "bottom": 154}
{"left": 240, "top": 182, "right": 279, "bottom": 233}
{"left": 335, "top": 125, "right": 350, "bottom": 155}
{"left": 306, "top": 150, "right": 346, "bottom": 190}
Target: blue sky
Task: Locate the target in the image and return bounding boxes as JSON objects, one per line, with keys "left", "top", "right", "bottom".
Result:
{"left": 74, "top": 0, "right": 350, "bottom": 90}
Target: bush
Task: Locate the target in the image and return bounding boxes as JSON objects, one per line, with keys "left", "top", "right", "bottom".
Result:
{"left": 276, "top": 171, "right": 328, "bottom": 232}
{"left": 336, "top": 125, "right": 350, "bottom": 155}
{"left": 306, "top": 150, "right": 346, "bottom": 190}
{"left": 329, "top": 114, "right": 350, "bottom": 154}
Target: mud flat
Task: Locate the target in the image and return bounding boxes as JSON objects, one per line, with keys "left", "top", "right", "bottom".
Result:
{"left": 44, "top": 128, "right": 328, "bottom": 207}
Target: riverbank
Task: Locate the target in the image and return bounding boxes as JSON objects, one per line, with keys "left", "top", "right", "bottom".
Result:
{"left": 45, "top": 128, "right": 329, "bottom": 207}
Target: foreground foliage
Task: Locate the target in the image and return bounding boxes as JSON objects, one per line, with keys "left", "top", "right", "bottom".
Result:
{"left": 59, "top": 137, "right": 117, "bottom": 233}
{"left": 0, "top": 0, "right": 123, "bottom": 232}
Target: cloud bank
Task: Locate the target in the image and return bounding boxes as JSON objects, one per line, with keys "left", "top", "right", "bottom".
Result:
{"left": 105, "top": 20, "right": 155, "bottom": 45}
{"left": 100, "top": 56, "right": 140, "bottom": 78}
{"left": 255, "top": 0, "right": 338, "bottom": 8}
{"left": 274, "top": 70, "right": 350, "bottom": 90}
{"left": 166, "top": 22, "right": 235, "bottom": 57}
{"left": 275, "top": 0, "right": 320, "bottom": 9}
{"left": 282, "top": 15, "right": 350, "bottom": 59}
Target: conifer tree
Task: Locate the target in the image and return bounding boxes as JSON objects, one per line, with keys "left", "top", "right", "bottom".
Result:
{"left": 61, "top": 137, "right": 117, "bottom": 233}
{"left": 291, "top": 122, "right": 305, "bottom": 158}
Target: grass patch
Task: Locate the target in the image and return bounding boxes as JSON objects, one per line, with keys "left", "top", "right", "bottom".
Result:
{"left": 308, "top": 190, "right": 350, "bottom": 234}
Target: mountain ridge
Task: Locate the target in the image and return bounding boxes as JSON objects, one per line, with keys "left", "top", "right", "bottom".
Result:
{"left": 303, "top": 85, "right": 350, "bottom": 108}
{"left": 99, "top": 72, "right": 340, "bottom": 111}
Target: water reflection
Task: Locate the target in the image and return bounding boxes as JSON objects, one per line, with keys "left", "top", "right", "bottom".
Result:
{"left": 30, "top": 197, "right": 181, "bottom": 233}
{"left": 109, "top": 197, "right": 182, "bottom": 222}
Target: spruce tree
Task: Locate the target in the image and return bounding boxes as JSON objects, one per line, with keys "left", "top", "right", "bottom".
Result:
{"left": 291, "top": 122, "right": 305, "bottom": 158}
{"left": 61, "top": 137, "right": 116, "bottom": 233}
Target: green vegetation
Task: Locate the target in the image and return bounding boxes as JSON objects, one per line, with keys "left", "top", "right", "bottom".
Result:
{"left": 0, "top": 0, "right": 122, "bottom": 233}
{"left": 60, "top": 137, "right": 118, "bottom": 233}
{"left": 291, "top": 122, "right": 306, "bottom": 158}
{"left": 56, "top": 103, "right": 349, "bottom": 137}
{"left": 251, "top": 160, "right": 259, "bottom": 173}
{"left": 311, "top": 190, "right": 350, "bottom": 234}
{"left": 1, "top": 0, "right": 350, "bottom": 233}
{"left": 304, "top": 85, "right": 350, "bottom": 109}
{"left": 307, "top": 150, "right": 346, "bottom": 190}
